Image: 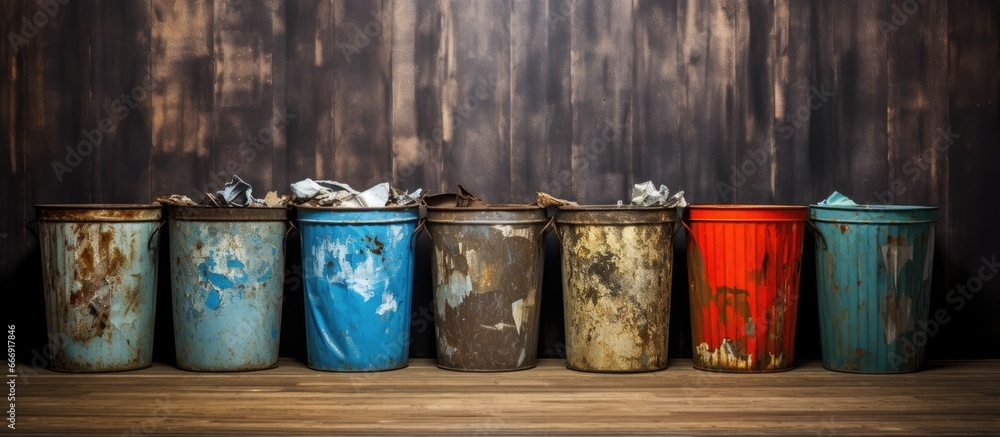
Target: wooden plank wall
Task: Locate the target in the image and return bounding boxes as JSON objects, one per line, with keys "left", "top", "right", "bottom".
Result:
{"left": 2, "top": 0, "right": 998, "bottom": 362}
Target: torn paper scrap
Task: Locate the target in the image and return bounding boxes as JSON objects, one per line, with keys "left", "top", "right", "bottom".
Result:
{"left": 217, "top": 175, "right": 256, "bottom": 207}
{"left": 630, "top": 181, "right": 688, "bottom": 207}
{"left": 291, "top": 178, "right": 423, "bottom": 207}
{"left": 157, "top": 175, "right": 291, "bottom": 208}
{"left": 818, "top": 191, "right": 859, "bottom": 206}
{"left": 534, "top": 192, "right": 579, "bottom": 208}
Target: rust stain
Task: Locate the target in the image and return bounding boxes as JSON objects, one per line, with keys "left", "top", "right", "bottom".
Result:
{"left": 428, "top": 216, "right": 544, "bottom": 371}
{"left": 560, "top": 218, "right": 673, "bottom": 372}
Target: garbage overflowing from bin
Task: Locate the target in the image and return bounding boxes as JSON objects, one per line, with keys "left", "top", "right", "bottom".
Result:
{"left": 293, "top": 179, "right": 422, "bottom": 371}
{"left": 544, "top": 181, "right": 684, "bottom": 373}
{"left": 158, "top": 176, "right": 289, "bottom": 371}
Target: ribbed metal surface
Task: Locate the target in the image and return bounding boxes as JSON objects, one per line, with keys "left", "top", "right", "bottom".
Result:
{"left": 298, "top": 206, "right": 420, "bottom": 372}
{"left": 556, "top": 206, "right": 676, "bottom": 372}
{"left": 685, "top": 205, "right": 807, "bottom": 373}
{"left": 426, "top": 206, "right": 548, "bottom": 371}
{"left": 36, "top": 204, "right": 162, "bottom": 372}
{"left": 168, "top": 206, "right": 287, "bottom": 371}
{"left": 811, "top": 205, "right": 937, "bottom": 373}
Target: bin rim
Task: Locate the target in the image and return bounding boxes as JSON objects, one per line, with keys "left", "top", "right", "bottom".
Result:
{"left": 294, "top": 204, "right": 421, "bottom": 212}
{"left": 295, "top": 204, "right": 421, "bottom": 225}
{"left": 167, "top": 204, "right": 289, "bottom": 222}
{"left": 556, "top": 205, "right": 678, "bottom": 225}
{"left": 556, "top": 204, "right": 678, "bottom": 211}
{"left": 809, "top": 204, "right": 938, "bottom": 224}
{"left": 685, "top": 204, "right": 808, "bottom": 222}
{"left": 426, "top": 204, "right": 548, "bottom": 225}
{"left": 35, "top": 203, "right": 163, "bottom": 222}
{"left": 809, "top": 204, "right": 938, "bottom": 211}
{"left": 426, "top": 204, "right": 545, "bottom": 212}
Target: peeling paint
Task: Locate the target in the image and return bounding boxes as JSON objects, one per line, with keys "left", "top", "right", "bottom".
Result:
{"left": 427, "top": 207, "right": 547, "bottom": 371}
{"left": 169, "top": 206, "right": 286, "bottom": 371}
{"left": 298, "top": 206, "right": 418, "bottom": 372}
{"left": 686, "top": 205, "right": 806, "bottom": 373}
{"left": 811, "top": 204, "right": 937, "bottom": 373}
{"left": 881, "top": 235, "right": 913, "bottom": 288}
{"left": 511, "top": 299, "right": 525, "bottom": 334}
{"left": 881, "top": 294, "right": 916, "bottom": 345}
{"left": 376, "top": 291, "right": 398, "bottom": 316}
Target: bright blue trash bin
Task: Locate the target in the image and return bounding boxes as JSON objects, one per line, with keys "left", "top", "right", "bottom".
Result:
{"left": 297, "top": 205, "right": 419, "bottom": 371}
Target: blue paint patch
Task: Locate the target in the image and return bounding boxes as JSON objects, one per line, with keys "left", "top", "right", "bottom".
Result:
{"left": 207, "top": 272, "right": 235, "bottom": 289}
{"left": 272, "top": 247, "right": 277, "bottom": 256}
{"left": 205, "top": 290, "right": 221, "bottom": 310}
{"left": 271, "top": 328, "right": 279, "bottom": 339}
{"left": 226, "top": 257, "right": 245, "bottom": 269}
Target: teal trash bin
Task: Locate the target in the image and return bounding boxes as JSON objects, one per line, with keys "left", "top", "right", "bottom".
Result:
{"left": 811, "top": 202, "right": 937, "bottom": 373}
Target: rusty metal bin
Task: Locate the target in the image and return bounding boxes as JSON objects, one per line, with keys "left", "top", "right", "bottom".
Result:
{"left": 811, "top": 204, "right": 937, "bottom": 373}
{"left": 35, "top": 204, "right": 163, "bottom": 372}
{"left": 426, "top": 205, "right": 548, "bottom": 371}
{"left": 556, "top": 206, "right": 676, "bottom": 372}
{"left": 168, "top": 206, "right": 287, "bottom": 371}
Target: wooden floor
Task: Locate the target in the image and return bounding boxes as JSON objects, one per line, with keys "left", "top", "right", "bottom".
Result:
{"left": 11, "top": 358, "right": 1000, "bottom": 435}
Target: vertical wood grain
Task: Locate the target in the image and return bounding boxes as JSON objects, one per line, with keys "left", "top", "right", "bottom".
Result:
{"left": 440, "top": 0, "right": 511, "bottom": 198}
{"left": 632, "top": 0, "right": 682, "bottom": 191}
{"left": 285, "top": 0, "right": 334, "bottom": 181}
{"left": 270, "top": 0, "right": 287, "bottom": 191}
{"left": 732, "top": 0, "right": 775, "bottom": 203}
{"left": 772, "top": 0, "right": 818, "bottom": 204}
{"left": 945, "top": 0, "right": 1000, "bottom": 357}
{"left": 886, "top": 0, "right": 948, "bottom": 206}
{"left": 90, "top": 0, "right": 153, "bottom": 202}
{"left": 570, "top": 0, "right": 633, "bottom": 203}
{"left": 678, "top": 0, "right": 736, "bottom": 203}
{"left": 332, "top": 0, "right": 393, "bottom": 187}
{"left": 809, "top": 0, "right": 888, "bottom": 202}
{"left": 151, "top": 0, "right": 214, "bottom": 198}
{"left": 391, "top": 0, "right": 445, "bottom": 193}
{"left": 24, "top": 0, "right": 92, "bottom": 204}
{"left": 212, "top": 0, "right": 276, "bottom": 192}
{"left": 1, "top": 0, "right": 26, "bottom": 258}
{"left": 510, "top": 0, "right": 551, "bottom": 201}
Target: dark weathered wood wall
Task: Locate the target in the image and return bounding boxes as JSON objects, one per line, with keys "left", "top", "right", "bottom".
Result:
{"left": 2, "top": 0, "right": 998, "bottom": 362}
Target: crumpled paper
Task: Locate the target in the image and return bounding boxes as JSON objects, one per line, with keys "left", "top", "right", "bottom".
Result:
{"left": 630, "top": 181, "right": 687, "bottom": 207}
{"left": 157, "top": 175, "right": 291, "bottom": 208}
{"left": 533, "top": 192, "right": 578, "bottom": 208}
{"left": 817, "top": 191, "right": 858, "bottom": 206}
{"left": 290, "top": 178, "right": 423, "bottom": 207}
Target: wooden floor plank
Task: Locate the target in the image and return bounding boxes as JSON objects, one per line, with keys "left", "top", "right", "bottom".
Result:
{"left": 11, "top": 358, "right": 1000, "bottom": 435}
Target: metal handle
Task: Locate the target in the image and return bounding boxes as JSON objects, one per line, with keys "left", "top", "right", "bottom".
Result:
{"left": 148, "top": 220, "right": 166, "bottom": 250}
{"left": 283, "top": 220, "right": 299, "bottom": 253}
{"left": 806, "top": 219, "right": 828, "bottom": 250}
{"left": 411, "top": 218, "right": 427, "bottom": 248}
{"left": 681, "top": 220, "right": 695, "bottom": 245}
{"left": 537, "top": 216, "right": 556, "bottom": 247}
